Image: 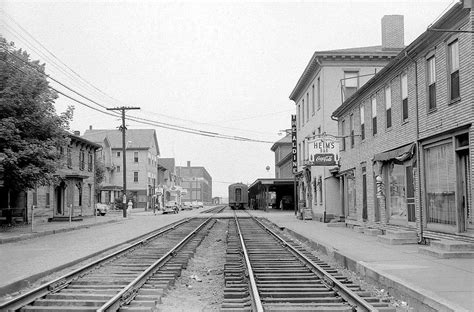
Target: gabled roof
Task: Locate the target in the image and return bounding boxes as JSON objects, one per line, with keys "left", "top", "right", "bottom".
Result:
{"left": 83, "top": 129, "right": 160, "bottom": 155}
{"left": 270, "top": 134, "right": 291, "bottom": 151}
{"left": 289, "top": 45, "right": 401, "bottom": 101}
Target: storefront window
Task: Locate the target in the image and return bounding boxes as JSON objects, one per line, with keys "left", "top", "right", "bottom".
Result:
{"left": 388, "top": 164, "right": 407, "bottom": 220}
{"left": 425, "top": 142, "right": 456, "bottom": 225}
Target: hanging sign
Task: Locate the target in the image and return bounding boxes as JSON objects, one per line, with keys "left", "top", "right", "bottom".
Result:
{"left": 291, "top": 115, "right": 298, "bottom": 174}
{"left": 308, "top": 137, "right": 340, "bottom": 166}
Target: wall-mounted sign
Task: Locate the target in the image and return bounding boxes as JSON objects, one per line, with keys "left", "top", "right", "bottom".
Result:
{"left": 291, "top": 115, "right": 298, "bottom": 174}
{"left": 308, "top": 137, "right": 340, "bottom": 166}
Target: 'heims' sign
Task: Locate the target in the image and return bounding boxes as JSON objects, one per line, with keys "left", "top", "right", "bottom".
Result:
{"left": 308, "top": 137, "right": 339, "bottom": 166}
{"left": 291, "top": 115, "right": 297, "bottom": 174}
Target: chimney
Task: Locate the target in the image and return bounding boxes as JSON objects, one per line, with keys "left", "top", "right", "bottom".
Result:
{"left": 381, "top": 15, "right": 404, "bottom": 50}
{"left": 89, "top": 125, "right": 92, "bottom": 130}
{"left": 73, "top": 130, "right": 80, "bottom": 136}
{"left": 187, "top": 161, "right": 191, "bottom": 167}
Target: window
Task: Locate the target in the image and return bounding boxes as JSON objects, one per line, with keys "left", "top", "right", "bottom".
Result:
{"left": 306, "top": 93, "right": 309, "bottom": 121}
{"left": 79, "top": 150, "right": 85, "bottom": 170}
{"left": 298, "top": 104, "right": 301, "bottom": 129}
{"left": 134, "top": 152, "right": 138, "bottom": 163}
{"left": 350, "top": 113, "right": 354, "bottom": 148}
{"left": 116, "top": 165, "right": 120, "bottom": 172}
{"left": 427, "top": 56, "right": 436, "bottom": 110}
{"left": 32, "top": 188, "right": 38, "bottom": 206}
{"left": 341, "top": 119, "right": 346, "bottom": 151}
{"left": 88, "top": 153, "right": 93, "bottom": 172}
{"left": 448, "top": 40, "right": 460, "bottom": 101}
{"left": 401, "top": 72, "right": 408, "bottom": 121}
{"left": 302, "top": 99, "right": 305, "bottom": 126}
{"left": 311, "top": 84, "right": 315, "bottom": 114}
{"left": 385, "top": 86, "right": 392, "bottom": 129}
{"left": 343, "top": 71, "right": 359, "bottom": 101}
{"left": 317, "top": 77, "right": 321, "bottom": 110}
{"left": 133, "top": 171, "right": 139, "bottom": 182}
{"left": 116, "top": 151, "right": 120, "bottom": 157}
{"left": 372, "top": 97, "right": 377, "bottom": 135}
{"left": 360, "top": 105, "right": 365, "bottom": 140}
{"left": 67, "top": 147, "right": 72, "bottom": 168}
{"left": 46, "top": 191, "right": 50, "bottom": 207}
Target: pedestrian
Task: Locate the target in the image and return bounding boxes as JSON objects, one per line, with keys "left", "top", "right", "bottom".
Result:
{"left": 127, "top": 200, "right": 133, "bottom": 216}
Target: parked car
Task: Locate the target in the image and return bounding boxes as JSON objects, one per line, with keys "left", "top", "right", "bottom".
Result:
{"left": 196, "top": 201, "right": 204, "bottom": 208}
{"left": 182, "top": 202, "right": 193, "bottom": 211}
{"left": 163, "top": 201, "right": 179, "bottom": 214}
{"left": 95, "top": 203, "right": 109, "bottom": 216}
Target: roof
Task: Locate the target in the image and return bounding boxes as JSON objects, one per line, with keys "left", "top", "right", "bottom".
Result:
{"left": 158, "top": 158, "right": 175, "bottom": 171}
{"left": 249, "top": 178, "right": 295, "bottom": 190}
{"left": 82, "top": 129, "right": 160, "bottom": 155}
{"left": 270, "top": 134, "right": 291, "bottom": 151}
{"left": 289, "top": 46, "right": 402, "bottom": 101}
{"left": 332, "top": 2, "right": 465, "bottom": 118}
{"left": 68, "top": 133, "right": 101, "bottom": 149}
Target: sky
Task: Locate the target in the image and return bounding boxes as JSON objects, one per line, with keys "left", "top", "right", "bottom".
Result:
{"left": 1, "top": 0, "right": 455, "bottom": 197}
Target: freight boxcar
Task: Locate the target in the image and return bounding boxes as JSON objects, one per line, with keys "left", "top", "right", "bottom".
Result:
{"left": 228, "top": 183, "right": 248, "bottom": 210}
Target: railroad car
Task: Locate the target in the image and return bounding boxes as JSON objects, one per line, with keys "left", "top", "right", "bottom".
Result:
{"left": 228, "top": 183, "right": 248, "bottom": 210}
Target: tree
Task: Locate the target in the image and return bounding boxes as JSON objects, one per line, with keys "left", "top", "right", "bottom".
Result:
{"left": 0, "top": 36, "right": 74, "bottom": 193}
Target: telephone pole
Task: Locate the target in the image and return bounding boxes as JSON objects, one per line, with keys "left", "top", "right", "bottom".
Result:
{"left": 107, "top": 106, "right": 140, "bottom": 217}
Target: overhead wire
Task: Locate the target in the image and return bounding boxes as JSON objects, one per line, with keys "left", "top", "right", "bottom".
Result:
{"left": 2, "top": 50, "right": 274, "bottom": 143}
{"left": 1, "top": 12, "right": 276, "bottom": 143}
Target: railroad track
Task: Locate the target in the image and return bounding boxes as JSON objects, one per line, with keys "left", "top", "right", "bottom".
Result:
{"left": 200, "top": 205, "right": 227, "bottom": 214}
{"left": 0, "top": 217, "right": 216, "bottom": 312}
{"left": 222, "top": 212, "right": 396, "bottom": 311}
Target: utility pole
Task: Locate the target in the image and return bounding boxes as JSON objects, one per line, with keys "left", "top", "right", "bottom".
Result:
{"left": 107, "top": 106, "right": 140, "bottom": 217}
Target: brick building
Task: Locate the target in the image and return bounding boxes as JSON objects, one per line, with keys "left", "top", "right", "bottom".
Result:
{"left": 289, "top": 15, "right": 404, "bottom": 221}
{"left": 332, "top": 1, "right": 473, "bottom": 239}
{"left": 176, "top": 161, "right": 212, "bottom": 204}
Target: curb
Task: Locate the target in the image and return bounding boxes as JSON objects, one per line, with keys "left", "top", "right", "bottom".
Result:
{"left": 280, "top": 226, "right": 469, "bottom": 312}
{"left": 0, "top": 219, "right": 122, "bottom": 245}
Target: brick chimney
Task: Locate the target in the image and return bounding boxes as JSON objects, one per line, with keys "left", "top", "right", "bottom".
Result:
{"left": 381, "top": 15, "right": 404, "bottom": 50}
{"left": 73, "top": 130, "right": 80, "bottom": 136}
{"left": 187, "top": 161, "right": 191, "bottom": 167}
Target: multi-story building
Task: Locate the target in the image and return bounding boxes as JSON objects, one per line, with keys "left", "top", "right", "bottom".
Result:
{"left": 25, "top": 133, "right": 100, "bottom": 223}
{"left": 289, "top": 15, "right": 404, "bottom": 221}
{"left": 83, "top": 128, "right": 160, "bottom": 209}
{"left": 332, "top": 1, "right": 473, "bottom": 239}
{"left": 271, "top": 133, "right": 293, "bottom": 179}
{"left": 176, "top": 161, "right": 212, "bottom": 204}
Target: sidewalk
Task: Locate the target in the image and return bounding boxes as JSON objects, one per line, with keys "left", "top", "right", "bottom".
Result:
{"left": 258, "top": 210, "right": 474, "bottom": 312}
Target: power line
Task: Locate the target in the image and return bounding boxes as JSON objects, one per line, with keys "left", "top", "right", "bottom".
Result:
{"left": 2, "top": 54, "right": 274, "bottom": 143}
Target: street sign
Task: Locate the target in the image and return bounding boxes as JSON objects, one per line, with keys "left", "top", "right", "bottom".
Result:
{"left": 308, "top": 137, "right": 340, "bottom": 166}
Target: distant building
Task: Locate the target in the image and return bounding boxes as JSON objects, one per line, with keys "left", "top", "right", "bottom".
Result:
{"left": 270, "top": 133, "right": 293, "bottom": 179}
{"left": 176, "top": 161, "right": 212, "bottom": 204}
{"left": 289, "top": 15, "right": 404, "bottom": 221}
{"left": 157, "top": 158, "right": 184, "bottom": 208}
{"left": 83, "top": 128, "right": 160, "bottom": 209}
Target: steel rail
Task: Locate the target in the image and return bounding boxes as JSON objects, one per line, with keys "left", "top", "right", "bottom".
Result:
{"left": 0, "top": 218, "right": 190, "bottom": 311}
{"left": 98, "top": 217, "right": 214, "bottom": 311}
{"left": 233, "top": 213, "right": 264, "bottom": 312}
{"left": 251, "top": 215, "right": 380, "bottom": 312}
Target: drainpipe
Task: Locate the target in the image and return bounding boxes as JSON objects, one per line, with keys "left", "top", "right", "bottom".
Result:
{"left": 405, "top": 51, "right": 424, "bottom": 244}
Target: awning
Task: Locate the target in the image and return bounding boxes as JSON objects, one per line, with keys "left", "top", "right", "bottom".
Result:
{"left": 373, "top": 143, "right": 415, "bottom": 163}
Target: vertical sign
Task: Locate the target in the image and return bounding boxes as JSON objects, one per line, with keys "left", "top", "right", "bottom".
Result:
{"left": 291, "top": 115, "right": 298, "bottom": 174}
